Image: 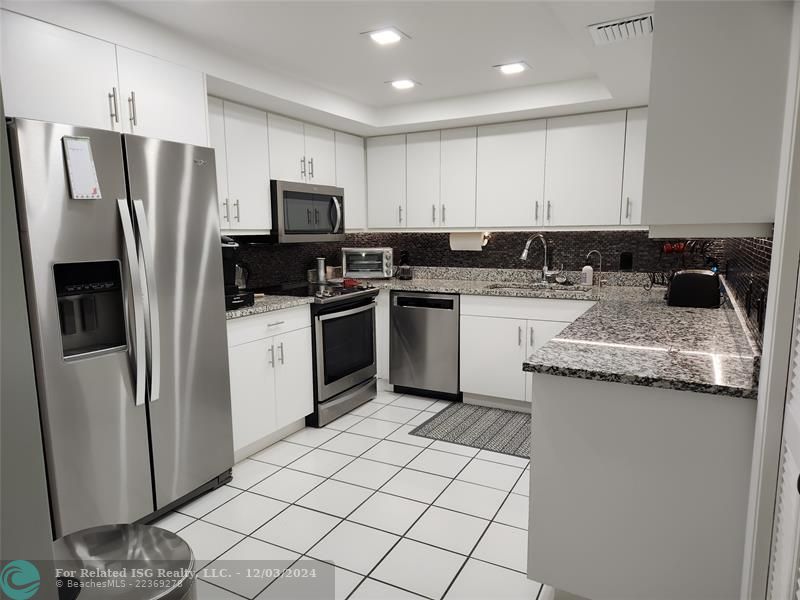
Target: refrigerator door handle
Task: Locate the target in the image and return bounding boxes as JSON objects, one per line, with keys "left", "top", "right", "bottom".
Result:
{"left": 117, "top": 198, "right": 147, "bottom": 407}
{"left": 133, "top": 199, "right": 161, "bottom": 404}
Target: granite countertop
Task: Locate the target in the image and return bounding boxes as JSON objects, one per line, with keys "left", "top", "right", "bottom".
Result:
{"left": 372, "top": 278, "right": 602, "bottom": 301}
{"left": 225, "top": 295, "right": 313, "bottom": 320}
{"left": 523, "top": 285, "right": 761, "bottom": 399}
{"left": 225, "top": 267, "right": 760, "bottom": 399}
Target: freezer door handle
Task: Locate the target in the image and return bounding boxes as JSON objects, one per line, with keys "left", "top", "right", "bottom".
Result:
{"left": 133, "top": 199, "right": 161, "bottom": 404}
{"left": 117, "top": 199, "right": 147, "bottom": 407}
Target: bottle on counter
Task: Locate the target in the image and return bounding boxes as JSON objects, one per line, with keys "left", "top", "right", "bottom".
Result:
{"left": 580, "top": 260, "right": 594, "bottom": 286}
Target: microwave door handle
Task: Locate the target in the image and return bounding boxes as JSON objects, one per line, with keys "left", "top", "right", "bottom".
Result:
{"left": 117, "top": 199, "right": 147, "bottom": 407}
{"left": 332, "top": 196, "right": 342, "bottom": 233}
{"left": 133, "top": 199, "right": 161, "bottom": 404}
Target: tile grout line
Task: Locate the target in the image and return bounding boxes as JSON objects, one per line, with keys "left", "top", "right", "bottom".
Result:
{"left": 170, "top": 393, "right": 531, "bottom": 598}
{"left": 346, "top": 448, "right": 484, "bottom": 600}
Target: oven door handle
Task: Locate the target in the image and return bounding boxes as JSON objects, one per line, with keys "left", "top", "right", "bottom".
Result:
{"left": 317, "top": 301, "right": 375, "bottom": 322}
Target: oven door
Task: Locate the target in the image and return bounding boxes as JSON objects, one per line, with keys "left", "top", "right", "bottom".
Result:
{"left": 314, "top": 300, "right": 377, "bottom": 402}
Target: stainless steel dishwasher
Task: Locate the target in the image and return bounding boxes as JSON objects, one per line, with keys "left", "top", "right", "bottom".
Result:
{"left": 390, "top": 291, "right": 460, "bottom": 399}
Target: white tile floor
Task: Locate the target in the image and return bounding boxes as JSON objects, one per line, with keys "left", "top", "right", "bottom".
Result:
{"left": 155, "top": 391, "right": 540, "bottom": 600}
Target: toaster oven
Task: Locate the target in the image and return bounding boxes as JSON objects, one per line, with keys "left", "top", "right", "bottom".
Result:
{"left": 342, "top": 248, "right": 393, "bottom": 279}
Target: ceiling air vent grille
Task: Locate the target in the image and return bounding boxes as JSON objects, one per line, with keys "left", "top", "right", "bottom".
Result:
{"left": 588, "top": 13, "right": 653, "bottom": 46}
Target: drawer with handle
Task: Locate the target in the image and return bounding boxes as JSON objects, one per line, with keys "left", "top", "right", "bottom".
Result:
{"left": 227, "top": 305, "right": 311, "bottom": 346}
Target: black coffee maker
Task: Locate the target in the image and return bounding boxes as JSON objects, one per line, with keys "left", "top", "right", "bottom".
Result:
{"left": 221, "top": 236, "right": 254, "bottom": 310}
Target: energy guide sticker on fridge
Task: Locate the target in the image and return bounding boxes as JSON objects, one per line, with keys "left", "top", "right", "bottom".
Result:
{"left": 62, "top": 136, "right": 102, "bottom": 199}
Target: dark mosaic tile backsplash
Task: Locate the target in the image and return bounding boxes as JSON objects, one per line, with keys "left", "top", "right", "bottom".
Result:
{"left": 721, "top": 237, "right": 773, "bottom": 343}
{"left": 235, "top": 230, "right": 772, "bottom": 343}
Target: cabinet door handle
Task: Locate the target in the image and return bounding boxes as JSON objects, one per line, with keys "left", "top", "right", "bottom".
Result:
{"left": 223, "top": 198, "right": 230, "bottom": 222}
{"left": 518, "top": 326, "right": 522, "bottom": 346}
{"left": 268, "top": 345, "right": 275, "bottom": 367}
{"left": 442, "top": 204, "right": 446, "bottom": 224}
{"left": 535, "top": 201, "right": 539, "bottom": 222}
{"left": 314, "top": 208, "right": 319, "bottom": 224}
{"left": 309, "top": 157, "right": 314, "bottom": 179}
{"left": 234, "top": 199, "right": 241, "bottom": 222}
{"left": 128, "top": 90, "right": 138, "bottom": 127}
{"left": 307, "top": 208, "right": 312, "bottom": 224}
{"left": 530, "top": 327, "right": 534, "bottom": 348}
{"left": 625, "top": 197, "right": 632, "bottom": 220}
{"left": 398, "top": 205, "right": 403, "bottom": 224}
{"left": 108, "top": 87, "right": 120, "bottom": 124}
{"left": 300, "top": 156, "right": 306, "bottom": 178}
{"left": 432, "top": 204, "right": 436, "bottom": 223}
{"left": 267, "top": 321, "right": 285, "bottom": 327}
{"left": 546, "top": 200, "right": 551, "bottom": 222}
{"left": 278, "top": 342, "right": 285, "bottom": 364}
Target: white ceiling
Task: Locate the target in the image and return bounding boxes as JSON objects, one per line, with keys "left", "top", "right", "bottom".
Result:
{"left": 95, "top": 1, "right": 654, "bottom": 133}
{"left": 117, "top": 1, "right": 603, "bottom": 107}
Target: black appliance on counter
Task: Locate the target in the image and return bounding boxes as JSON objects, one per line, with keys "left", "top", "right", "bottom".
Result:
{"left": 221, "top": 236, "right": 254, "bottom": 310}
{"left": 263, "top": 281, "right": 379, "bottom": 426}
{"left": 667, "top": 269, "right": 722, "bottom": 308}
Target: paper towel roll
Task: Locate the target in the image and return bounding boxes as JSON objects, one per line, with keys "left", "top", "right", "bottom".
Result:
{"left": 449, "top": 232, "right": 489, "bottom": 251}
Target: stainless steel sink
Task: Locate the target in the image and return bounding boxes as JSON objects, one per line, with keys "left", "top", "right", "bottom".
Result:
{"left": 486, "top": 282, "right": 593, "bottom": 293}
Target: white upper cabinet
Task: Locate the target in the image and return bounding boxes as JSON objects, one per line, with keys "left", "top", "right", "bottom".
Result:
{"left": 268, "top": 113, "right": 306, "bottom": 182}
{"left": 304, "top": 123, "right": 336, "bottom": 186}
{"left": 643, "top": 1, "right": 790, "bottom": 234}
{"left": 116, "top": 46, "right": 208, "bottom": 146}
{"left": 476, "top": 120, "right": 546, "bottom": 228}
{"left": 544, "top": 111, "right": 626, "bottom": 227}
{"left": 335, "top": 132, "right": 367, "bottom": 230}
{"left": 267, "top": 114, "right": 335, "bottom": 185}
{"left": 207, "top": 97, "right": 230, "bottom": 229}
{"left": 0, "top": 12, "right": 208, "bottom": 145}
{"left": 1, "top": 11, "right": 121, "bottom": 131}
{"left": 367, "top": 135, "right": 406, "bottom": 228}
{"left": 406, "top": 131, "right": 442, "bottom": 228}
{"left": 440, "top": 127, "right": 477, "bottom": 228}
{"left": 621, "top": 108, "right": 648, "bottom": 225}
{"left": 223, "top": 101, "right": 271, "bottom": 232}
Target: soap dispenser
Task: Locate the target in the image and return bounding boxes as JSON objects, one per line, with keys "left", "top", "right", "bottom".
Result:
{"left": 580, "top": 259, "right": 594, "bottom": 286}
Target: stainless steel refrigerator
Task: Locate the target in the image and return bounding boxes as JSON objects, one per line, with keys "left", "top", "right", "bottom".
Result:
{"left": 7, "top": 118, "right": 234, "bottom": 539}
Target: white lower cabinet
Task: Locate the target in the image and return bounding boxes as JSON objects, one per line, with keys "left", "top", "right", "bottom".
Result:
{"left": 228, "top": 338, "right": 277, "bottom": 452}
{"left": 459, "top": 296, "right": 593, "bottom": 404}
{"left": 460, "top": 315, "right": 528, "bottom": 402}
{"left": 274, "top": 326, "right": 315, "bottom": 428}
{"left": 226, "top": 308, "right": 313, "bottom": 454}
{"left": 524, "top": 319, "right": 571, "bottom": 403}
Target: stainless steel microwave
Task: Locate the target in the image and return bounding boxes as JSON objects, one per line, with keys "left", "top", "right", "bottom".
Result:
{"left": 270, "top": 180, "right": 345, "bottom": 243}
{"left": 342, "top": 247, "right": 394, "bottom": 279}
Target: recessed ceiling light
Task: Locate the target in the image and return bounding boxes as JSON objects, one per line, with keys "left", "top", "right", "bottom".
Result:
{"left": 389, "top": 79, "right": 417, "bottom": 90}
{"left": 363, "top": 27, "right": 407, "bottom": 46}
{"left": 495, "top": 62, "right": 529, "bottom": 75}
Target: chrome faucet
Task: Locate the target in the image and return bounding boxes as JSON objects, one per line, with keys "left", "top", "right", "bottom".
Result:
{"left": 586, "top": 250, "right": 605, "bottom": 287}
{"left": 521, "top": 234, "right": 561, "bottom": 281}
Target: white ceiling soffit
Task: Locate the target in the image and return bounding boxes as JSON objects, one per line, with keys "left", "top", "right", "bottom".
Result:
{"left": 6, "top": 0, "right": 653, "bottom": 135}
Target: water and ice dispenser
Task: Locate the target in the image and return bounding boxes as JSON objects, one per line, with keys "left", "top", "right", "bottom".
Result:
{"left": 54, "top": 261, "right": 127, "bottom": 358}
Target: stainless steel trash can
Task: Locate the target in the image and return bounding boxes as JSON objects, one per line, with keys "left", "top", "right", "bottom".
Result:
{"left": 53, "top": 523, "right": 195, "bottom": 599}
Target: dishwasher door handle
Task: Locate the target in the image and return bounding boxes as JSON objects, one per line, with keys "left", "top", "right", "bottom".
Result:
{"left": 393, "top": 292, "right": 458, "bottom": 310}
